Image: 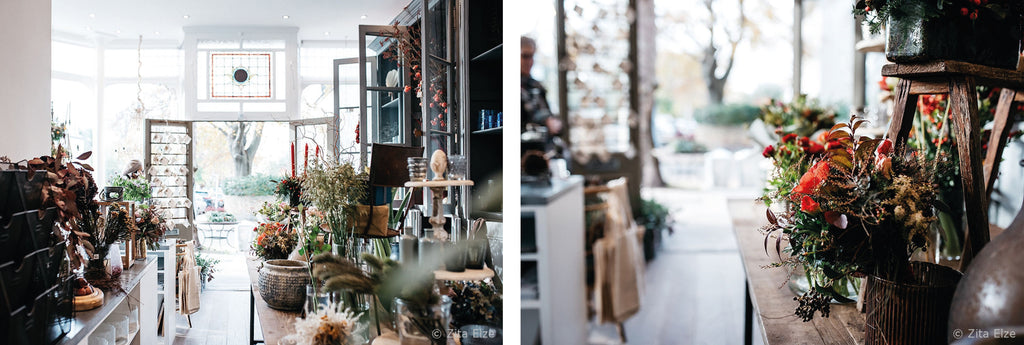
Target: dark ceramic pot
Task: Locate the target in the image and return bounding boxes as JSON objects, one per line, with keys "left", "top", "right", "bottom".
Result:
{"left": 886, "top": 4, "right": 1022, "bottom": 69}
{"left": 864, "top": 262, "right": 962, "bottom": 345}
{"left": 949, "top": 206, "right": 1024, "bottom": 343}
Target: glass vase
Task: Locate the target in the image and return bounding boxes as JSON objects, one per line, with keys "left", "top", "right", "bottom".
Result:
{"left": 787, "top": 265, "right": 860, "bottom": 303}
{"left": 395, "top": 296, "right": 452, "bottom": 345}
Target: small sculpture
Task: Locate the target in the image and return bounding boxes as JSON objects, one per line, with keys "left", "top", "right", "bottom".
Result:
{"left": 430, "top": 149, "right": 447, "bottom": 180}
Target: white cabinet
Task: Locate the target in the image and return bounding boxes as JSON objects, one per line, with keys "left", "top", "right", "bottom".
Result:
{"left": 520, "top": 176, "right": 586, "bottom": 345}
{"left": 58, "top": 257, "right": 158, "bottom": 345}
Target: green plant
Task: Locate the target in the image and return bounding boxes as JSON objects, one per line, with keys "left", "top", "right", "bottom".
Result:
{"left": 672, "top": 138, "right": 707, "bottom": 154}
{"left": 693, "top": 103, "right": 761, "bottom": 127}
{"left": 195, "top": 251, "right": 220, "bottom": 289}
{"left": 222, "top": 173, "right": 276, "bottom": 196}
{"left": 208, "top": 211, "right": 237, "bottom": 223}
{"left": 108, "top": 175, "right": 152, "bottom": 201}
{"left": 854, "top": 0, "right": 1024, "bottom": 34}
{"left": 637, "top": 198, "right": 673, "bottom": 234}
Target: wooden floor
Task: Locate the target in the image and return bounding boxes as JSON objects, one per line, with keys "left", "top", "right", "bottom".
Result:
{"left": 588, "top": 188, "right": 762, "bottom": 345}
{"left": 159, "top": 252, "right": 261, "bottom": 345}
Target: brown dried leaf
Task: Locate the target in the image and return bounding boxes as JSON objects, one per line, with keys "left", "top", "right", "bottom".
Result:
{"left": 77, "top": 151, "right": 92, "bottom": 160}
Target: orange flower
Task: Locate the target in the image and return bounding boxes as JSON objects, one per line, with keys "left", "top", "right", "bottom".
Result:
{"left": 791, "top": 160, "right": 830, "bottom": 196}
{"left": 800, "top": 195, "right": 821, "bottom": 214}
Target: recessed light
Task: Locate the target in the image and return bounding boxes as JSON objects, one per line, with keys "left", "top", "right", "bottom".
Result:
{"left": 116, "top": 30, "right": 121, "bottom": 34}
{"left": 282, "top": 15, "right": 290, "bottom": 19}
{"left": 360, "top": 14, "right": 367, "bottom": 19}
{"left": 85, "top": 26, "right": 92, "bottom": 31}
{"left": 154, "top": 31, "right": 160, "bottom": 35}
{"left": 183, "top": 15, "right": 190, "bottom": 19}
{"left": 89, "top": 13, "right": 95, "bottom": 18}
{"left": 323, "top": 31, "right": 330, "bottom": 36}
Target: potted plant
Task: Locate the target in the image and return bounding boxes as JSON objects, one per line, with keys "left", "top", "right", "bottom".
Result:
{"left": 301, "top": 159, "right": 368, "bottom": 258}
{"left": 763, "top": 117, "right": 961, "bottom": 344}
{"left": 758, "top": 95, "right": 838, "bottom": 139}
{"left": 275, "top": 175, "right": 304, "bottom": 207}
{"left": 854, "top": 0, "right": 1024, "bottom": 69}
{"left": 195, "top": 251, "right": 220, "bottom": 291}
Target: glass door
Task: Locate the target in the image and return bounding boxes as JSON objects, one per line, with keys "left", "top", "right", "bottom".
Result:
{"left": 334, "top": 57, "right": 363, "bottom": 166}
{"left": 358, "top": 25, "right": 415, "bottom": 169}
{"left": 290, "top": 117, "right": 336, "bottom": 169}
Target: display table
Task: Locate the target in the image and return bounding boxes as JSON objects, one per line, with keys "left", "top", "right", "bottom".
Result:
{"left": 729, "top": 199, "right": 866, "bottom": 345}
{"left": 196, "top": 221, "right": 237, "bottom": 249}
{"left": 434, "top": 266, "right": 494, "bottom": 281}
{"left": 245, "top": 257, "right": 300, "bottom": 345}
{"left": 58, "top": 257, "right": 158, "bottom": 345}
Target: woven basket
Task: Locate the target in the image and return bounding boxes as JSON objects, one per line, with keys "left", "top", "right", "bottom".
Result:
{"left": 864, "top": 262, "right": 962, "bottom": 345}
{"left": 257, "top": 259, "right": 310, "bottom": 311}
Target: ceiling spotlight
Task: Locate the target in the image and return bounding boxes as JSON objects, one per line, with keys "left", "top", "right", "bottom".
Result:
{"left": 360, "top": 14, "right": 367, "bottom": 19}
{"left": 282, "top": 15, "right": 290, "bottom": 19}
{"left": 183, "top": 15, "right": 190, "bottom": 19}
{"left": 154, "top": 31, "right": 160, "bottom": 35}
{"left": 116, "top": 30, "right": 121, "bottom": 34}
{"left": 89, "top": 13, "right": 95, "bottom": 18}
{"left": 85, "top": 26, "right": 92, "bottom": 31}
{"left": 323, "top": 31, "right": 330, "bottom": 36}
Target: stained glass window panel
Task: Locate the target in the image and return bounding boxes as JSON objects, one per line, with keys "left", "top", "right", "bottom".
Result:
{"left": 210, "top": 53, "right": 273, "bottom": 98}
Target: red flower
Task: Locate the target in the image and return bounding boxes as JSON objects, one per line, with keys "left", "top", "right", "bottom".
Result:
{"left": 404, "top": 85, "right": 412, "bottom": 93}
{"left": 800, "top": 195, "right": 821, "bottom": 214}
{"left": 782, "top": 133, "right": 798, "bottom": 144}
{"left": 791, "top": 160, "right": 830, "bottom": 196}
{"left": 961, "top": 7, "right": 970, "bottom": 16}
{"left": 798, "top": 136, "right": 810, "bottom": 148}
{"left": 805, "top": 142, "right": 825, "bottom": 155}
{"left": 876, "top": 139, "right": 893, "bottom": 156}
{"left": 970, "top": 10, "right": 978, "bottom": 20}
{"left": 762, "top": 145, "right": 776, "bottom": 158}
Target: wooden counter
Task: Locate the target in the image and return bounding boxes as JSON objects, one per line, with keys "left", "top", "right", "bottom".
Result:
{"left": 245, "top": 257, "right": 300, "bottom": 345}
{"left": 729, "top": 199, "right": 866, "bottom": 345}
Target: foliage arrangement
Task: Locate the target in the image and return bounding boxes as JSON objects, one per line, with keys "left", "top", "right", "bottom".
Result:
{"left": 135, "top": 205, "right": 169, "bottom": 250}
{"left": 108, "top": 174, "right": 152, "bottom": 202}
{"left": 195, "top": 251, "right": 220, "bottom": 288}
{"left": 694, "top": 103, "right": 761, "bottom": 127}
{"left": 51, "top": 121, "right": 66, "bottom": 143}
{"left": 251, "top": 221, "right": 298, "bottom": 261}
{"left": 759, "top": 95, "right": 839, "bottom": 138}
{"left": 446, "top": 281, "right": 502, "bottom": 328}
{"left": 18, "top": 150, "right": 98, "bottom": 274}
{"left": 301, "top": 160, "right": 368, "bottom": 246}
{"left": 222, "top": 173, "right": 276, "bottom": 196}
{"left": 258, "top": 201, "right": 296, "bottom": 224}
{"left": 882, "top": 81, "right": 1024, "bottom": 257}
{"left": 275, "top": 175, "right": 304, "bottom": 202}
{"left": 854, "top": 0, "right": 1024, "bottom": 35}
{"left": 762, "top": 117, "right": 939, "bottom": 321}
{"left": 762, "top": 133, "right": 827, "bottom": 204}
{"left": 311, "top": 252, "right": 442, "bottom": 341}
{"left": 208, "top": 211, "right": 237, "bottom": 223}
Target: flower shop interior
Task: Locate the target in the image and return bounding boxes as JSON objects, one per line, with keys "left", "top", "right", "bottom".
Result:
{"left": 1, "top": 0, "right": 504, "bottom": 345}
{"left": 521, "top": 0, "right": 1024, "bottom": 345}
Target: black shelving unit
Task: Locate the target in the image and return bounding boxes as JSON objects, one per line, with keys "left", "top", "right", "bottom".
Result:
{"left": 466, "top": 0, "right": 503, "bottom": 220}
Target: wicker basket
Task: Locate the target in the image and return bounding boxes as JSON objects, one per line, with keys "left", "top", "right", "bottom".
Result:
{"left": 864, "top": 262, "right": 962, "bottom": 345}
{"left": 257, "top": 260, "right": 310, "bottom": 311}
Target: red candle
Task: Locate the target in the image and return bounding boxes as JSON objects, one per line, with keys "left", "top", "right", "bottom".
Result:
{"left": 315, "top": 145, "right": 320, "bottom": 159}
{"left": 290, "top": 143, "right": 296, "bottom": 177}
{"left": 304, "top": 143, "right": 309, "bottom": 173}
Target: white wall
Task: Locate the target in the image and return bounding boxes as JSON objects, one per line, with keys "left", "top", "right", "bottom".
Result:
{"left": 816, "top": 0, "right": 856, "bottom": 106}
{"left": 0, "top": 0, "right": 52, "bottom": 161}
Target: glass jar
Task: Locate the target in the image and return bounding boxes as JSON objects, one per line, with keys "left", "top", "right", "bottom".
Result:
{"left": 447, "top": 155, "right": 468, "bottom": 180}
{"left": 408, "top": 157, "right": 428, "bottom": 182}
{"left": 395, "top": 296, "right": 452, "bottom": 345}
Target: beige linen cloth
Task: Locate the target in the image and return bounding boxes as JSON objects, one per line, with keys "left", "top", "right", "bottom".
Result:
{"left": 178, "top": 242, "right": 201, "bottom": 315}
{"left": 592, "top": 177, "right": 645, "bottom": 324}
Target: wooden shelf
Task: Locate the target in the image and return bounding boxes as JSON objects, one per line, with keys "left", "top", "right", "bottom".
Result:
{"left": 472, "top": 44, "right": 502, "bottom": 62}
{"left": 471, "top": 127, "right": 502, "bottom": 135}
{"left": 405, "top": 180, "right": 475, "bottom": 188}
{"left": 434, "top": 266, "right": 495, "bottom": 281}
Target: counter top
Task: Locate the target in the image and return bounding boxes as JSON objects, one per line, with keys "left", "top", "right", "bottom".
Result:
{"left": 59, "top": 257, "right": 156, "bottom": 345}
{"left": 521, "top": 176, "right": 584, "bottom": 205}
